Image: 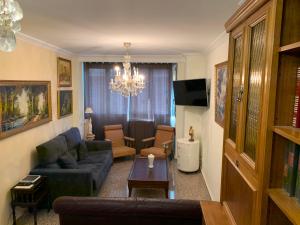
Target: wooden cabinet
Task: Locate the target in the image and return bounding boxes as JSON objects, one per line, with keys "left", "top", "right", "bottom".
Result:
{"left": 222, "top": 0, "right": 300, "bottom": 225}
{"left": 221, "top": 1, "right": 278, "bottom": 225}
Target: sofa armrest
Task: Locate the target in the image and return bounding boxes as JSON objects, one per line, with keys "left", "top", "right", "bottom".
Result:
{"left": 161, "top": 140, "right": 173, "bottom": 154}
{"left": 141, "top": 137, "right": 156, "bottom": 143}
{"left": 85, "top": 140, "right": 112, "bottom": 152}
{"left": 124, "top": 136, "right": 135, "bottom": 148}
{"left": 30, "top": 168, "right": 93, "bottom": 202}
{"left": 141, "top": 137, "right": 155, "bottom": 148}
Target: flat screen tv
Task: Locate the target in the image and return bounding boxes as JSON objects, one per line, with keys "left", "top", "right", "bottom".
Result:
{"left": 173, "top": 79, "right": 210, "bottom": 107}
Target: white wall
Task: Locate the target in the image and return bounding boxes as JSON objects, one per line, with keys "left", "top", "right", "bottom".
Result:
{"left": 0, "top": 38, "right": 82, "bottom": 225}
{"left": 201, "top": 33, "right": 229, "bottom": 201}
{"left": 175, "top": 34, "right": 229, "bottom": 201}
{"left": 175, "top": 54, "right": 208, "bottom": 166}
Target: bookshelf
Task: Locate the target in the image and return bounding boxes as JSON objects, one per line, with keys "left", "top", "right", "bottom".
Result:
{"left": 279, "top": 42, "right": 300, "bottom": 55}
{"left": 268, "top": 189, "right": 300, "bottom": 225}
{"left": 273, "top": 126, "right": 300, "bottom": 145}
{"left": 221, "top": 0, "right": 300, "bottom": 224}
{"left": 267, "top": 0, "right": 300, "bottom": 224}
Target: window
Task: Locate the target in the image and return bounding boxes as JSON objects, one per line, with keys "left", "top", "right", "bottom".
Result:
{"left": 84, "top": 62, "right": 175, "bottom": 139}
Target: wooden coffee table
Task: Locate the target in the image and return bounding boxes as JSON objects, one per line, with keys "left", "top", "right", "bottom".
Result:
{"left": 128, "top": 157, "right": 169, "bottom": 198}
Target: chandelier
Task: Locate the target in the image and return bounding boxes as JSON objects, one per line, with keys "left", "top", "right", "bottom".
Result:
{"left": 109, "top": 42, "right": 145, "bottom": 97}
{"left": 0, "top": 0, "right": 23, "bottom": 52}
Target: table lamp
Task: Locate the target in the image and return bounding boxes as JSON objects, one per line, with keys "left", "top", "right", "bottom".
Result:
{"left": 85, "top": 107, "right": 94, "bottom": 135}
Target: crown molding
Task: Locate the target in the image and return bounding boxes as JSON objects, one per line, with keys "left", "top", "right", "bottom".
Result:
{"left": 203, "top": 31, "right": 228, "bottom": 54}
{"left": 78, "top": 54, "right": 186, "bottom": 63}
{"left": 182, "top": 52, "right": 204, "bottom": 56}
{"left": 16, "top": 32, "right": 75, "bottom": 57}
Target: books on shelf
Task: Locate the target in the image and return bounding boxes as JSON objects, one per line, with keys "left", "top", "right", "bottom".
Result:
{"left": 283, "top": 142, "right": 299, "bottom": 196}
{"left": 292, "top": 67, "right": 300, "bottom": 127}
{"left": 295, "top": 153, "right": 300, "bottom": 201}
{"left": 283, "top": 147, "right": 289, "bottom": 191}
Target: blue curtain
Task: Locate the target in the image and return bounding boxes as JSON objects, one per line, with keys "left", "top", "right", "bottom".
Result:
{"left": 84, "top": 62, "right": 173, "bottom": 139}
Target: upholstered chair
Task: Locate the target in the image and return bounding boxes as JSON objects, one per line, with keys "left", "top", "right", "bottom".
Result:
{"left": 104, "top": 124, "right": 136, "bottom": 159}
{"left": 140, "top": 125, "right": 175, "bottom": 158}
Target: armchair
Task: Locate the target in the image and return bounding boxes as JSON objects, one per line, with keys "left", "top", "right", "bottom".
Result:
{"left": 140, "top": 125, "right": 175, "bottom": 158}
{"left": 104, "top": 124, "right": 136, "bottom": 158}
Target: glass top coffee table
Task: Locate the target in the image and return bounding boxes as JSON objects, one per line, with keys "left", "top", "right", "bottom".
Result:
{"left": 128, "top": 157, "right": 169, "bottom": 198}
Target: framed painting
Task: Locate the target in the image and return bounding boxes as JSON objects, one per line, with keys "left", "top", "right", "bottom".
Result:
{"left": 0, "top": 80, "right": 52, "bottom": 139}
{"left": 215, "top": 61, "right": 228, "bottom": 128}
{"left": 57, "top": 90, "right": 73, "bottom": 119}
{"left": 57, "top": 57, "right": 72, "bottom": 87}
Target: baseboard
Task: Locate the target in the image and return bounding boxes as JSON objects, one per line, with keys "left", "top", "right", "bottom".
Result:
{"left": 201, "top": 170, "right": 215, "bottom": 200}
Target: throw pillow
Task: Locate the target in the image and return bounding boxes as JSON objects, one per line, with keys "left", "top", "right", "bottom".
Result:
{"left": 69, "top": 148, "right": 79, "bottom": 161}
{"left": 78, "top": 140, "right": 88, "bottom": 161}
{"left": 57, "top": 152, "right": 79, "bottom": 169}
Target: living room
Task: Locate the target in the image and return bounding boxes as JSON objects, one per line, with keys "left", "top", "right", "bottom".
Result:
{"left": 1, "top": 0, "right": 300, "bottom": 225}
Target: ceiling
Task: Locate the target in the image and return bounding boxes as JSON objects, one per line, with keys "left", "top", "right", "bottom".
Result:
{"left": 19, "top": 0, "right": 239, "bottom": 55}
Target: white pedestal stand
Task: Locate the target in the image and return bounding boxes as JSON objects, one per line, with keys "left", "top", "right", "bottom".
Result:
{"left": 176, "top": 138, "right": 200, "bottom": 172}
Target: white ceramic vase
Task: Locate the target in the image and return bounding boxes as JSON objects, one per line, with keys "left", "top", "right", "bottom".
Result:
{"left": 148, "top": 154, "right": 155, "bottom": 168}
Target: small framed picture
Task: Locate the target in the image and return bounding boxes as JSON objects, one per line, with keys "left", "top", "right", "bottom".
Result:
{"left": 57, "top": 57, "right": 72, "bottom": 87}
{"left": 57, "top": 90, "right": 73, "bottom": 119}
{"left": 215, "top": 61, "right": 228, "bottom": 128}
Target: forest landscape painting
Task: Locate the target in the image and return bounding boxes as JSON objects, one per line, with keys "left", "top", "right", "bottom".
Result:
{"left": 0, "top": 81, "right": 52, "bottom": 139}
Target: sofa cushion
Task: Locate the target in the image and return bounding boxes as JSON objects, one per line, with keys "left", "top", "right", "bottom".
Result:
{"left": 78, "top": 163, "right": 104, "bottom": 189}
{"left": 60, "top": 127, "right": 81, "bottom": 150}
{"left": 78, "top": 150, "right": 112, "bottom": 164}
{"left": 45, "top": 163, "right": 61, "bottom": 169}
{"left": 58, "top": 152, "right": 79, "bottom": 169}
{"left": 78, "top": 141, "right": 88, "bottom": 161}
{"left": 36, "top": 136, "right": 68, "bottom": 167}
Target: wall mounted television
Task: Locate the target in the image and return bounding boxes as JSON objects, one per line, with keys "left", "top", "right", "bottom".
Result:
{"left": 173, "top": 78, "right": 210, "bottom": 107}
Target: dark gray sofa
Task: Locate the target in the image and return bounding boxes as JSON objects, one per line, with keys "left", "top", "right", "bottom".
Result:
{"left": 30, "top": 127, "right": 113, "bottom": 202}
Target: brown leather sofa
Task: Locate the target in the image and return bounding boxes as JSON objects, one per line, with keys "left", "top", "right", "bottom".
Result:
{"left": 53, "top": 196, "right": 202, "bottom": 225}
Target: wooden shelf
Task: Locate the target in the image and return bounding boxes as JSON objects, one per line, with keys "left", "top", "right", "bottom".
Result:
{"left": 273, "top": 126, "right": 300, "bottom": 145}
{"left": 268, "top": 189, "right": 300, "bottom": 225}
{"left": 279, "top": 42, "right": 300, "bottom": 55}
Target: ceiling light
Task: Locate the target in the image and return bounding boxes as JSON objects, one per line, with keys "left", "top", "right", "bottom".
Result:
{"left": 110, "top": 42, "right": 145, "bottom": 97}
{"left": 0, "top": 0, "right": 23, "bottom": 52}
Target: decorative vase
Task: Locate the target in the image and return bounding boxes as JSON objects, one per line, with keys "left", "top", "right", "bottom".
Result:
{"left": 148, "top": 154, "right": 155, "bottom": 168}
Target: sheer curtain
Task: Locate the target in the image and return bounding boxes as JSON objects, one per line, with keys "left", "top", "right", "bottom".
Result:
{"left": 129, "top": 64, "right": 173, "bottom": 125}
{"left": 84, "top": 63, "right": 129, "bottom": 139}
{"left": 84, "top": 62, "right": 173, "bottom": 139}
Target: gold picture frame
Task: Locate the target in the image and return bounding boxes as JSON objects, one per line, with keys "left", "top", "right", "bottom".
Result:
{"left": 0, "top": 80, "right": 52, "bottom": 140}
{"left": 57, "top": 90, "right": 73, "bottom": 119}
{"left": 57, "top": 57, "right": 72, "bottom": 87}
{"left": 215, "top": 61, "right": 228, "bottom": 128}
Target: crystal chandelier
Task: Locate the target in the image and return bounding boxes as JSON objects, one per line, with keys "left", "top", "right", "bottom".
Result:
{"left": 0, "top": 0, "right": 23, "bottom": 52}
{"left": 110, "top": 42, "right": 145, "bottom": 97}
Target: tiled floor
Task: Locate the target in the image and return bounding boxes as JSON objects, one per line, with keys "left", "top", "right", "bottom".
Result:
{"left": 18, "top": 159, "right": 210, "bottom": 225}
